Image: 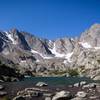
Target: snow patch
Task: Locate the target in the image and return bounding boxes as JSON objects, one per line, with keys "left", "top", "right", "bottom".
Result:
{"left": 71, "top": 38, "right": 74, "bottom": 41}
{"left": 49, "top": 43, "right": 73, "bottom": 60}
{"left": 0, "top": 33, "right": 8, "bottom": 42}
{"left": 79, "top": 42, "right": 92, "bottom": 48}
{"left": 79, "top": 42, "right": 100, "bottom": 50}
{"left": 36, "top": 59, "right": 40, "bottom": 62}
{"left": 2, "top": 42, "right": 6, "bottom": 48}
{"left": 24, "top": 75, "right": 31, "bottom": 78}
{"left": 5, "top": 31, "right": 17, "bottom": 44}
{"left": 42, "top": 56, "right": 53, "bottom": 59}
{"left": 63, "top": 60, "right": 67, "bottom": 64}
{"left": 20, "top": 60, "right": 27, "bottom": 63}
{"left": 49, "top": 43, "right": 73, "bottom": 62}
{"left": 31, "top": 43, "right": 73, "bottom": 61}
{"left": 49, "top": 43, "right": 65, "bottom": 57}
{"left": 2, "top": 50, "right": 9, "bottom": 55}
{"left": 65, "top": 52, "right": 73, "bottom": 62}
{"left": 49, "top": 40, "right": 52, "bottom": 44}
{"left": 94, "top": 47, "right": 100, "bottom": 50}
{"left": 31, "top": 49, "right": 43, "bottom": 58}
{"left": 31, "top": 49, "right": 39, "bottom": 54}
{"left": 31, "top": 49, "right": 52, "bottom": 59}
{"left": 63, "top": 52, "right": 73, "bottom": 63}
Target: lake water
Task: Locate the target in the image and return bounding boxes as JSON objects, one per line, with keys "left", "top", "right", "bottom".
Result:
{"left": 22, "top": 76, "right": 95, "bottom": 86}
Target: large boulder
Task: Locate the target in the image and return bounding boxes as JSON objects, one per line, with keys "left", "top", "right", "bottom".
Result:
{"left": 93, "top": 75, "right": 100, "bottom": 80}
{"left": 80, "top": 81, "right": 87, "bottom": 86}
{"left": 0, "top": 91, "right": 7, "bottom": 97}
{"left": 74, "top": 83, "right": 80, "bottom": 87}
{"left": 36, "top": 82, "right": 48, "bottom": 87}
{"left": 52, "top": 90, "right": 72, "bottom": 100}
{"left": 13, "top": 96, "right": 25, "bottom": 100}
{"left": 83, "top": 83, "right": 97, "bottom": 88}
{"left": 71, "top": 97, "right": 86, "bottom": 100}
{"left": 0, "top": 85, "right": 4, "bottom": 90}
{"left": 76, "top": 91, "right": 87, "bottom": 98}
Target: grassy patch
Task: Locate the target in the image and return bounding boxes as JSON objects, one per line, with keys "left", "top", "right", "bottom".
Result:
{"left": 49, "top": 70, "right": 68, "bottom": 75}
{"left": 49, "top": 68, "right": 79, "bottom": 76}
{"left": 68, "top": 68, "right": 79, "bottom": 76}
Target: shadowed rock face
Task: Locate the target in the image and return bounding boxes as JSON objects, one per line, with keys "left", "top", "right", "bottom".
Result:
{"left": 21, "top": 31, "right": 52, "bottom": 55}
{"left": 0, "top": 24, "right": 100, "bottom": 79}
{"left": 0, "top": 38, "right": 4, "bottom": 52}
{"left": 9, "top": 29, "right": 31, "bottom": 50}
{"left": 0, "top": 60, "right": 24, "bottom": 82}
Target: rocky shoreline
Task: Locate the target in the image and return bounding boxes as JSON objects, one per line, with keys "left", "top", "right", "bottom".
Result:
{"left": 0, "top": 80, "right": 100, "bottom": 100}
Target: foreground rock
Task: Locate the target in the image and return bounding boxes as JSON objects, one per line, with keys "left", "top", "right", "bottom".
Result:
{"left": 82, "top": 83, "right": 97, "bottom": 88}
{"left": 80, "top": 81, "right": 87, "bottom": 86}
{"left": 52, "top": 90, "right": 72, "bottom": 100}
{"left": 0, "top": 85, "right": 4, "bottom": 90}
{"left": 13, "top": 96, "right": 25, "bottom": 100}
{"left": 76, "top": 91, "right": 87, "bottom": 98}
{"left": 74, "top": 81, "right": 87, "bottom": 87}
{"left": 74, "top": 83, "right": 80, "bottom": 87}
{"left": 93, "top": 76, "right": 100, "bottom": 80}
{"left": 17, "top": 90, "right": 42, "bottom": 98}
{"left": 0, "top": 91, "right": 7, "bottom": 96}
{"left": 44, "top": 93, "right": 53, "bottom": 100}
{"left": 14, "top": 87, "right": 51, "bottom": 100}
{"left": 1, "top": 81, "right": 100, "bottom": 100}
{"left": 71, "top": 97, "right": 86, "bottom": 100}
{"left": 36, "top": 82, "right": 48, "bottom": 87}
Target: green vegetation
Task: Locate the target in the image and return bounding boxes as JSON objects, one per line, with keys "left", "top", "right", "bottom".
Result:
{"left": 0, "top": 60, "right": 24, "bottom": 82}
{"left": 68, "top": 68, "right": 79, "bottom": 76}
{"left": 49, "top": 68, "right": 79, "bottom": 76}
{"left": 0, "top": 96, "right": 10, "bottom": 100}
{"left": 0, "top": 62, "right": 18, "bottom": 77}
{"left": 97, "top": 59, "right": 100, "bottom": 64}
{"left": 49, "top": 70, "right": 68, "bottom": 75}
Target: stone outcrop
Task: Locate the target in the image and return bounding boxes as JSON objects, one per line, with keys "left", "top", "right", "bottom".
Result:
{"left": 52, "top": 90, "right": 72, "bottom": 100}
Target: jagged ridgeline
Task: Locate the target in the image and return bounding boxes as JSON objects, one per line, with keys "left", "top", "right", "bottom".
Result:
{"left": 0, "top": 24, "right": 100, "bottom": 79}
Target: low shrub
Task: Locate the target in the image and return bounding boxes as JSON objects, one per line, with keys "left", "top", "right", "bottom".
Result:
{"left": 68, "top": 69, "right": 79, "bottom": 76}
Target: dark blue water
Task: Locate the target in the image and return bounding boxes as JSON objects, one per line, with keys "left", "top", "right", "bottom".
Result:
{"left": 22, "top": 76, "right": 94, "bottom": 86}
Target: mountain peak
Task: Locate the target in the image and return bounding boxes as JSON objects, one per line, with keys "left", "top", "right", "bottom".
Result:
{"left": 0, "top": 24, "right": 100, "bottom": 79}
{"left": 80, "top": 23, "right": 100, "bottom": 47}
{"left": 90, "top": 23, "right": 100, "bottom": 29}
{"left": 9, "top": 28, "right": 19, "bottom": 34}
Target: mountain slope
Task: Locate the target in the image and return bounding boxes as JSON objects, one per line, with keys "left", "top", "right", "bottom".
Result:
{"left": 0, "top": 24, "right": 100, "bottom": 79}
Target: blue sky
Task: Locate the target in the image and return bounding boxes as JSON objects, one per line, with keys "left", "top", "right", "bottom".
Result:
{"left": 0, "top": 0, "right": 100, "bottom": 39}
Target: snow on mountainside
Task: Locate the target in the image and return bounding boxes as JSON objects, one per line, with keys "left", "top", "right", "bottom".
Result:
{"left": 0, "top": 24, "right": 100, "bottom": 79}
{"left": 79, "top": 42, "right": 92, "bottom": 48}
{"left": 5, "top": 31, "right": 17, "bottom": 44}
{"left": 49, "top": 42, "right": 73, "bottom": 61}
{"left": 79, "top": 42, "right": 100, "bottom": 50}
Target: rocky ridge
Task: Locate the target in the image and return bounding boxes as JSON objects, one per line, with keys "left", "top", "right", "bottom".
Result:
{"left": 0, "top": 24, "right": 100, "bottom": 79}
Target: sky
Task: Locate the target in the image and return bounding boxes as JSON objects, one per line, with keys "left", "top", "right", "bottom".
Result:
{"left": 0, "top": 0, "right": 100, "bottom": 39}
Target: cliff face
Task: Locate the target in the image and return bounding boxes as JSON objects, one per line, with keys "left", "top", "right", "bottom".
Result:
{"left": 0, "top": 24, "right": 100, "bottom": 79}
